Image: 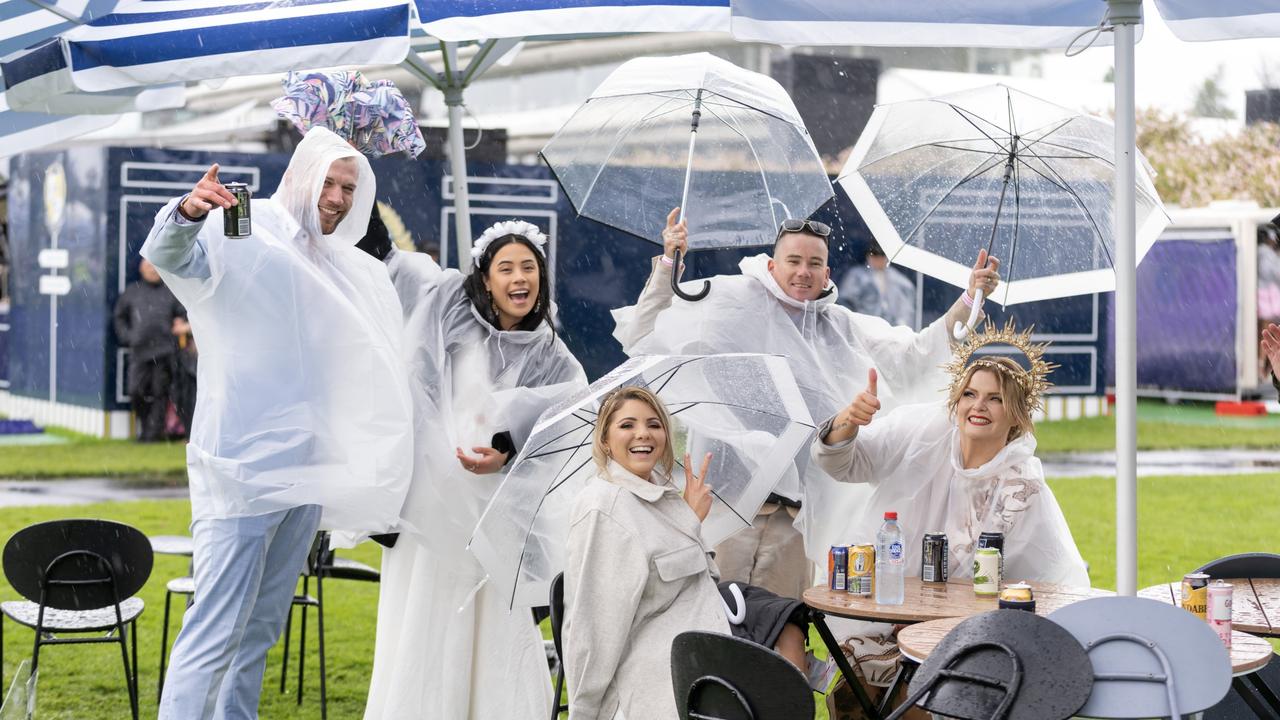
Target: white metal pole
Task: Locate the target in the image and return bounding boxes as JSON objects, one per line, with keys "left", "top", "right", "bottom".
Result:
{"left": 443, "top": 41, "right": 474, "bottom": 273}
{"left": 1110, "top": 0, "right": 1141, "bottom": 597}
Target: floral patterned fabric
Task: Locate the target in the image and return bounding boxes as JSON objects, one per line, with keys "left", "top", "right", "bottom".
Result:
{"left": 271, "top": 71, "right": 426, "bottom": 158}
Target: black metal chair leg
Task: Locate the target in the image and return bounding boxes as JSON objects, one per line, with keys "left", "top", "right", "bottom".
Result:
{"left": 551, "top": 667, "right": 566, "bottom": 720}
{"left": 317, "top": 575, "right": 327, "bottom": 720}
{"left": 297, "top": 576, "right": 309, "bottom": 706}
{"left": 131, "top": 619, "right": 139, "bottom": 711}
{"left": 116, "top": 620, "right": 138, "bottom": 720}
{"left": 280, "top": 600, "right": 293, "bottom": 693}
{"left": 159, "top": 588, "right": 172, "bottom": 702}
{"left": 878, "top": 658, "right": 917, "bottom": 717}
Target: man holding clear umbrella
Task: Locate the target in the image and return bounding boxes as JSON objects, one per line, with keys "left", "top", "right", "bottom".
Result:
{"left": 613, "top": 208, "right": 1000, "bottom": 600}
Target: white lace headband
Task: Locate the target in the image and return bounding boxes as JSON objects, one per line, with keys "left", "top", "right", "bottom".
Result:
{"left": 471, "top": 220, "right": 548, "bottom": 263}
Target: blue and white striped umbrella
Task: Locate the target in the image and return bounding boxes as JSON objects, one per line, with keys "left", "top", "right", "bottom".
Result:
{"left": 0, "top": 92, "right": 118, "bottom": 157}
{"left": 1155, "top": 0, "right": 1280, "bottom": 40}
{"left": 0, "top": 0, "right": 124, "bottom": 59}
{"left": 3, "top": 0, "right": 411, "bottom": 94}
{"left": 730, "top": 0, "right": 1115, "bottom": 48}
{"left": 417, "top": 0, "right": 730, "bottom": 41}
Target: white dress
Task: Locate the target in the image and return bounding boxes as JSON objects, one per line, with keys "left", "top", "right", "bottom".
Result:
{"left": 363, "top": 257, "right": 586, "bottom": 720}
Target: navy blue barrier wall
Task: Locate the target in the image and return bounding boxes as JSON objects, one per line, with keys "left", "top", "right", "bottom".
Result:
{"left": 7, "top": 146, "right": 1108, "bottom": 416}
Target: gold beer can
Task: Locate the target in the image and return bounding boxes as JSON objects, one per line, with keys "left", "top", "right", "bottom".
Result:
{"left": 847, "top": 544, "right": 875, "bottom": 597}
{"left": 1181, "top": 572, "right": 1210, "bottom": 619}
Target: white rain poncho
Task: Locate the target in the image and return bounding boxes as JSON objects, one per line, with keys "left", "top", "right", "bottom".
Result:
{"left": 612, "top": 253, "right": 953, "bottom": 555}
{"left": 811, "top": 401, "right": 1089, "bottom": 587}
{"left": 141, "top": 127, "right": 412, "bottom": 532}
{"left": 364, "top": 249, "right": 586, "bottom": 720}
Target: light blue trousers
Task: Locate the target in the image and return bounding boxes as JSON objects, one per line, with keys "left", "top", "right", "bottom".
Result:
{"left": 158, "top": 504, "right": 322, "bottom": 720}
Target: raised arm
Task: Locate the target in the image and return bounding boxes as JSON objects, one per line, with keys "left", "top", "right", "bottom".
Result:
{"left": 612, "top": 207, "right": 685, "bottom": 354}
{"left": 563, "top": 509, "right": 649, "bottom": 720}
{"left": 141, "top": 164, "right": 238, "bottom": 280}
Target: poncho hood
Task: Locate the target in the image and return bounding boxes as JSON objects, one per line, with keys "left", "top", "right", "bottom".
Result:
{"left": 271, "top": 126, "right": 376, "bottom": 250}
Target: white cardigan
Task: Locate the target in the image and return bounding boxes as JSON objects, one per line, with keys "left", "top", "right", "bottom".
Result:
{"left": 562, "top": 461, "right": 730, "bottom": 720}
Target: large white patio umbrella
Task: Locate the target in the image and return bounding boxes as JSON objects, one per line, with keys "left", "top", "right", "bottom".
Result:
{"left": 410, "top": 0, "right": 731, "bottom": 272}
{"left": 728, "top": 0, "right": 1280, "bottom": 597}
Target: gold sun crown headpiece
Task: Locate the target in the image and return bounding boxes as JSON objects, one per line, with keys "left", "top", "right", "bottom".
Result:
{"left": 943, "top": 320, "right": 1057, "bottom": 412}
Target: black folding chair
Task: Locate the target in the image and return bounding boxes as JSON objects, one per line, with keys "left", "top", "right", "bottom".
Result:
{"left": 888, "top": 610, "right": 1093, "bottom": 720}
{"left": 1197, "top": 553, "right": 1280, "bottom": 720}
{"left": 0, "top": 519, "right": 153, "bottom": 720}
{"left": 278, "top": 530, "right": 381, "bottom": 720}
{"left": 671, "top": 630, "right": 814, "bottom": 720}
{"left": 549, "top": 572, "right": 568, "bottom": 720}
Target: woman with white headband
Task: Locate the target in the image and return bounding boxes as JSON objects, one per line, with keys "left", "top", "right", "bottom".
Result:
{"left": 364, "top": 220, "right": 587, "bottom": 720}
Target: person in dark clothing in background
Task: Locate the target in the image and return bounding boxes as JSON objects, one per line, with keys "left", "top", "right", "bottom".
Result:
{"left": 113, "top": 258, "right": 185, "bottom": 441}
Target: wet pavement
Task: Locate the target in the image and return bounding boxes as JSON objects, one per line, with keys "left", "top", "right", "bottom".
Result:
{"left": 0, "top": 477, "right": 188, "bottom": 507}
{"left": 1042, "top": 449, "right": 1280, "bottom": 478}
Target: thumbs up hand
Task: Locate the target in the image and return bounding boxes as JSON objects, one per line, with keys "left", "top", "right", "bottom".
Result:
{"left": 822, "top": 368, "right": 881, "bottom": 445}
{"left": 179, "top": 163, "right": 239, "bottom": 220}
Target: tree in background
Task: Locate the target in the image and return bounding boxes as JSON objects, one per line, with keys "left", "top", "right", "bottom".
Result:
{"left": 1192, "top": 65, "right": 1237, "bottom": 120}
{"left": 1137, "top": 107, "right": 1280, "bottom": 208}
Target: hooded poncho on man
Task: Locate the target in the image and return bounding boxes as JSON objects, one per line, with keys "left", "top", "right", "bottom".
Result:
{"left": 141, "top": 127, "right": 413, "bottom": 533}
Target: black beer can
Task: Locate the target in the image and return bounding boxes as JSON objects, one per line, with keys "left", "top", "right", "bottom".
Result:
{"left": 222, "top": 182, "right": 252, "bottom": 237}
{"left": 978, "top": 531, "right": 1005, "bottom": 580}
{"left": 921, "top": 532, "right": 948, "bottom": 583}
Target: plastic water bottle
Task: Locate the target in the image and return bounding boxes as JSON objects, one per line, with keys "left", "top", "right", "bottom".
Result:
{"left": 875, "top": 511, "right": 905, "bottom": 605}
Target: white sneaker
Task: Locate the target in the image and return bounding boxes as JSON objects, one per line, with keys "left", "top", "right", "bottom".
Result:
{"left": 805, "top": 651, "right": 838, "bottom": 693}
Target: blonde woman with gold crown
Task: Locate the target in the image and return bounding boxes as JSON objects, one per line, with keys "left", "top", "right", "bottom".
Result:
{"left": 808, "top": 322, "right": 1088, "bottom": 699}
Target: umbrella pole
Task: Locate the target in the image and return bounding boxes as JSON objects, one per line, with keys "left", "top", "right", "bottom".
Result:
{"left": 954, "top": 152, "right": 1015, "bottom": 340}
{"left": 672, "top": 90, "right": 710, "bottom": 302}
{"left": 1111, "top": 0, "right": 1142, "bottom": 597}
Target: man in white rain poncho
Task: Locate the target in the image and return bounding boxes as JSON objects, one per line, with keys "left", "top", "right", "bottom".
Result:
{"left": 362, "top": 221, "right": 586, "bottom": 720}
{"left": 810, "top": 323, "right": 1088, "bottom": 686}
{"left": 142, "top": 127, "right": 412, "bottom": 720}
{"left": 613, "top": 209, "right": 1001, "bottom": 599}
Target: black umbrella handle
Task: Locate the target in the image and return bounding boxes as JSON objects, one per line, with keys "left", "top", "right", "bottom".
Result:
{"left": 670, "top": 249, "right": 710, "bottom": 301}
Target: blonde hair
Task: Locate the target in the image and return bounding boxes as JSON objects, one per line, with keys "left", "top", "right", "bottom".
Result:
{"left": 946, "top": 356, "right": 1035, "bottom": 442}
{"left": 592, "top": 386, "right": 676, "bottom": 476}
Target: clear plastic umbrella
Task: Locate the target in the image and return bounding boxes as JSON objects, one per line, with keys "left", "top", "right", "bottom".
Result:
{"left": 541, "top": 52, "right": 833, "bottom": 300}
{"left": 0, "top": 659, "right": 35, "bottom": 720}
{"left": 837, "top": 84, "right": 1169, "bottom": 337}
{"left": 469, "top": 353, "right": 815, "bottom": 610}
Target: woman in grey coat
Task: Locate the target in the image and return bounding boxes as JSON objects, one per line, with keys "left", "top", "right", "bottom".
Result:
{"left": 562, "top": 386, "right": 817, "bottom": 720}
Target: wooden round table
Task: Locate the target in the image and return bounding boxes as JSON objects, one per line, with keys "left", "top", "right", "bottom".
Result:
{"left": 804, "top": 577, "right": 1112, "bottom": 623}
{"left": 1139, "top": 579, "right": 1280, "bottom": 637}
{"left": 898, "top": 615, "right": 1274, "bottom": 677}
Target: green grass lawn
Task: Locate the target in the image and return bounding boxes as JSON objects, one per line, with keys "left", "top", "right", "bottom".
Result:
{"left": 0, "top": 471, "right": 1272, "bottom": 718}
{"left": 0, "top": 428, "right": 186, "bottom": 479}
{"left": 1037, "top": 401, "right": 1280, "bottom": 453}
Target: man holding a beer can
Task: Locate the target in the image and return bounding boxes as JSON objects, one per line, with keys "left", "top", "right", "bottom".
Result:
{"left": 143, "top": 127, "right": 413, "bottom": 720}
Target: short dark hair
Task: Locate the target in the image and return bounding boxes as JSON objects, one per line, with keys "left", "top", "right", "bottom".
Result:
{"left": 462, "top": 234, "right": 555, "bottom": 335}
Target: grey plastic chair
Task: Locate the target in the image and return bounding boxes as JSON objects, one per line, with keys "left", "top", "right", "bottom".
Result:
{"left": 671, "top": 630, "right": 814, "bottom": 720}
{"left": 888, "top": 609, "right": 1093, "bottom": 720}
{"left": 1050, "top": 596, "right": 1231, "bottom": 719}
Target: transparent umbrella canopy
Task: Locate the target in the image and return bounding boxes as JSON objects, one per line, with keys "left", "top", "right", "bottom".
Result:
{"left": 468, "top": 353, "right": 814, "bottom": 610}
{"left": 541, "top": 52, "right": 833, "bottom": 299}
{"left": 838, "top": 84, "right": 1169, "bottom": 315}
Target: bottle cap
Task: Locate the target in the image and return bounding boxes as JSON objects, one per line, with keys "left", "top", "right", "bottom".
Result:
{"left": 884, "top": 511, "right": 897, "bottom": 520}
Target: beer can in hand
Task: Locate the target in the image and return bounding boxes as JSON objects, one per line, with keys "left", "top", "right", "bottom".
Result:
{"left": 921, "top": 532, "right": 948, "bottom": 583}
{"left": 1181, "top": 572, "right": 1210, "bottom": 619}
{"left": 1208, "top": 580, "right": 1233, "bottom": 648}
{"left": 222, "top": 182, "right": 252, "bottom": 237}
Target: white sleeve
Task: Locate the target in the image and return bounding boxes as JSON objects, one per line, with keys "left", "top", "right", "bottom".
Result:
{"left": 846, "top": 310, "right": 953, "bottom": 406}
{"left": 810, "top": 404, "right": 928, "bottom": 485}
{"left": 141, "top": 197, "right": 211, "bottom": 281}
{"left": 563, "top": 509, "right": 649, "bottom": 720}
{"left": 611, "top": 257, "right": 675, "bottom": 355}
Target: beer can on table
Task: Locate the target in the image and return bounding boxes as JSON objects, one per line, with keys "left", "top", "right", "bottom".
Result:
{"left": 828, "top": 545, "right": 848, "bottom": 591}
{"left": 1181, "top": 572, "right": 1210, "bottom": 619}
{"left": 1208, "top": 580, "right": 1233, "bottom": 648}
{"left": 978, "top": 531, "right": 1005, "bottom": 582}
{"left": 921, "top": 532, "right": 948, "bottom": 583}
{"left": 998, "top": 583, "right": 1036, "bottom": 612}
{"left": 222, "top": 182, "right": 252, "bottom": 237}
{"left": 848, "top": 544, "right": 875, "bottom": 596}
{"left": 974, "top": 547, "right": 1001, "bottom": 596}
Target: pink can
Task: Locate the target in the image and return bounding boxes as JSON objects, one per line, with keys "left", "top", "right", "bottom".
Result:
{"left": 1208, "top": 580, "right": 1233, "bottom": 648}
